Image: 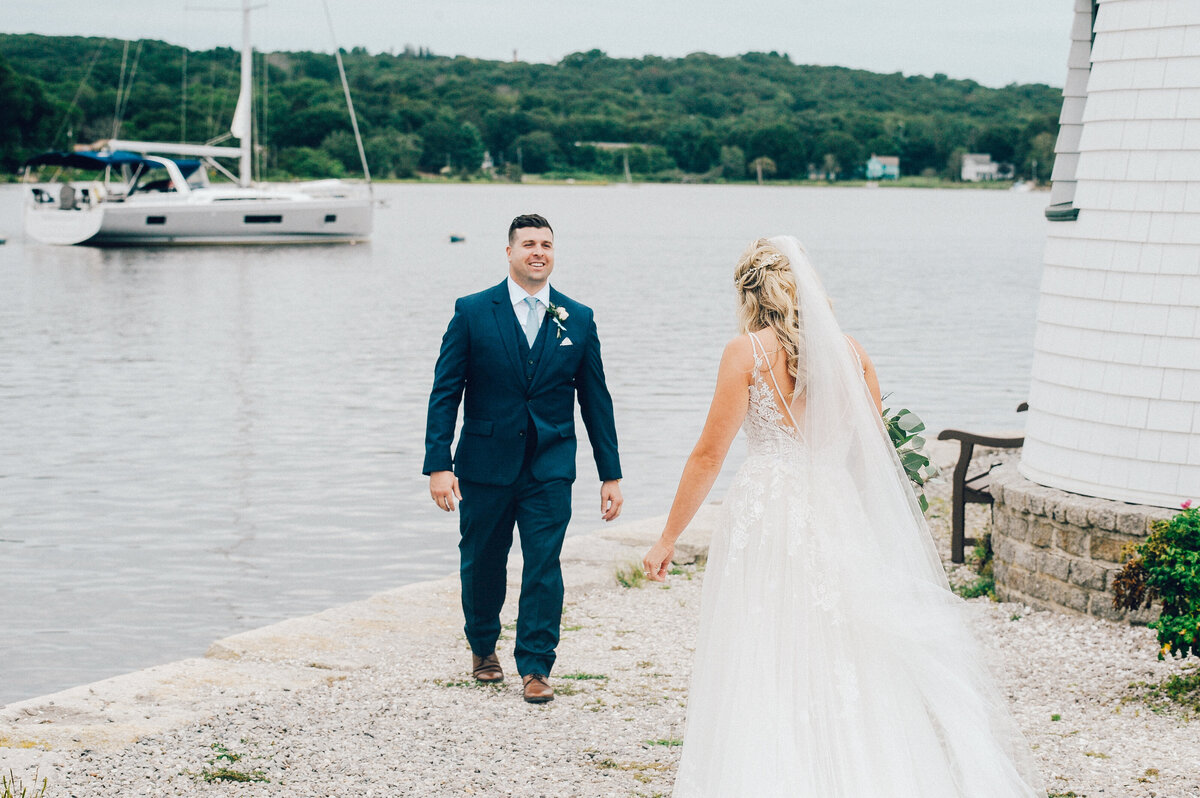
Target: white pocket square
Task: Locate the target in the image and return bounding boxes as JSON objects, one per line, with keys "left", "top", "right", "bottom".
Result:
{"left": 560, "top": 337, "right": 573, "bottom": 346}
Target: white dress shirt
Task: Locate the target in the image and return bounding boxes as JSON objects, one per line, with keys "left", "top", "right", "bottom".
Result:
{"left": 507, "top": 277, "right": 551, "bottom": 328}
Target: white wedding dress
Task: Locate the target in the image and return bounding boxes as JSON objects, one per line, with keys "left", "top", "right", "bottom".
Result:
{"left": 671, "top": 237, "right": 1043, "bottom": 797}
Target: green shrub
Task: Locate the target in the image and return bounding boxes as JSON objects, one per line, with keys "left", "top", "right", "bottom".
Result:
{"left": 1113, "top": 502, "right": 1200, "bottom": 659}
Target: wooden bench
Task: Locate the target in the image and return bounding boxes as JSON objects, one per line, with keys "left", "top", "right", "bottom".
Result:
{"left": 936, "top": 402, "right": 1028, "bottom": 564}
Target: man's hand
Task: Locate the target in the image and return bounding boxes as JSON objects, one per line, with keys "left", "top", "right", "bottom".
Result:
{"left": 600, "top": 479, "right": 623, "bottom": 522}
{"left": 430, "top": 471, "right": 461, "bottom": 512}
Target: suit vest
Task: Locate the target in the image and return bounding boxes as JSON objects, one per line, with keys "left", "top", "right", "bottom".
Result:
{"left": 516, "top": 313, "right": 552, "bottom": 463}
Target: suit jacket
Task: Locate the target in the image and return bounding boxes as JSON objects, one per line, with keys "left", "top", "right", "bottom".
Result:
{"left": 423, "top": 280, "right": 621, "bottom": 486}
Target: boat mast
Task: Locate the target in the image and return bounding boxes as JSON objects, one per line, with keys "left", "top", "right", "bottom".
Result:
{"left": 228, "top": 0, "right": 255, "bottom": 186}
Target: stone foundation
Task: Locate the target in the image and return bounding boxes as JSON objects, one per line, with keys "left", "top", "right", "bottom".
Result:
{"left": 989, "top": 465, "right": 1174, "bottom": 621}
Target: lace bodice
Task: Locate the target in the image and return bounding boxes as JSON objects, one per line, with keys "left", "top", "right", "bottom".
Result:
{"left": 743, "top": 335, "right": 803, "bottom": 458}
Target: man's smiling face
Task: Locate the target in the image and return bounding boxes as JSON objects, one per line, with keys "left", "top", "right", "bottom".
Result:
{"left": 507, "top": 227, "right": 555, "bottom": 292}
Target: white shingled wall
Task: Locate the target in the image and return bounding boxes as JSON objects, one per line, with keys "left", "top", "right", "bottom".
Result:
{"left": 1020, "top": 0, "right": 1200, "bottom": 508}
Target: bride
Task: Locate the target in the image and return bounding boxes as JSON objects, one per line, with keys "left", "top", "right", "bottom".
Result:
{"left": 642, "top": 237, "right": 1044, "bottom": 797}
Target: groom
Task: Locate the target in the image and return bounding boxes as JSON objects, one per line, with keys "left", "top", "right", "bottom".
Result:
{"left": 424, "top": 213, "right": 623, "bottom": 703}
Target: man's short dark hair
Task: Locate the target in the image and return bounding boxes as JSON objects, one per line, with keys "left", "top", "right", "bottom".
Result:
{"left": 508, "top": 213, "right": 553, "bottom": 243}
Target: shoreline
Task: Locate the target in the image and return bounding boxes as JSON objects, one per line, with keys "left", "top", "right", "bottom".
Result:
{"left": 3, "top": 445, "right": 1199, "bottom": 796}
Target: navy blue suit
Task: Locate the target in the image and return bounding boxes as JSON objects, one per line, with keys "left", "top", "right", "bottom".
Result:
{"left": 424, "top": 280, "right": 621, "bottom": 676}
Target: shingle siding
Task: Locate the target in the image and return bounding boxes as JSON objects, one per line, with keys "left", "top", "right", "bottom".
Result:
{"left": 1022, "top": 0, "right": 1200, "bottom": 507}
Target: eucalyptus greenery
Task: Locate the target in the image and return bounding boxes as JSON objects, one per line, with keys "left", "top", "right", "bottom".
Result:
{"left": 881, "top": 403, "right": 939, "bottom": 513}
{"left": 1113, "top": 502, "right": 1200, "bottom": 660}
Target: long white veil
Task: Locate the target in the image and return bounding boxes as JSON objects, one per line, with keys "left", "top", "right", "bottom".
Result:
{"left": 769, "top": 235, "right": 951, "bottom": 586}
{"left": 677, "top": 235, "right": 1043, "bottom": 796}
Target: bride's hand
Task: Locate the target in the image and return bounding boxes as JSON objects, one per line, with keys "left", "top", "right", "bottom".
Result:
{"left": 643, "top": 540, "right": 674, "bottom": 582}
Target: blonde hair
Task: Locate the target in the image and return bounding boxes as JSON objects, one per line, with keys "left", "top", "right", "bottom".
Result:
{"left": 733, "top": 238, "right": 804, "bottom": 387}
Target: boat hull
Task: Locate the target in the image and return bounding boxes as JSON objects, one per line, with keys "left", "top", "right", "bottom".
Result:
{"left": 24, "top": 188, "right": 373, "bottom": 246}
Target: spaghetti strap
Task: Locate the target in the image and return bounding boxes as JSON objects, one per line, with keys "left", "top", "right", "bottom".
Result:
{"left": 845, "top": 335, "right": 865, "bottom": 375}
{"left": 748, "top": 332, "right": 799, "bottom": 429}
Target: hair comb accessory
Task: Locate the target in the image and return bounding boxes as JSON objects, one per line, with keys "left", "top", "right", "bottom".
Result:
{"left": 758, "top": 250, "right": 784, "bottom": 269}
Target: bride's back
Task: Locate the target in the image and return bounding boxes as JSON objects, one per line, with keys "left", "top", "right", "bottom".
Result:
{"left": 745, "top": 328, "right": 805, "bottom": 434}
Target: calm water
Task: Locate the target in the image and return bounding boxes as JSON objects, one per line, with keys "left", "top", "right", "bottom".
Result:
{"left": 0, "top": 183, "right": 1048, "bottom": 704}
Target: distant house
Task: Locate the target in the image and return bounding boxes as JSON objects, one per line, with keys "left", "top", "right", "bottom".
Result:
{"left": 865, "top": 155, "right": 900, "bottom": 180}
{"left": 961, "top": 153, "right": 1000, "bottom": 181}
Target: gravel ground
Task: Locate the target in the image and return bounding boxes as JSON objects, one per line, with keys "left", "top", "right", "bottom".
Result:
{"left": 10, "top": 451, "right": 1200, "bottom": 797}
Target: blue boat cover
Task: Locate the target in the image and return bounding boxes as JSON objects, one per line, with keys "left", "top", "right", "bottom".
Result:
{"left": 24, "top": 151, "right": 202, "bottom": 177}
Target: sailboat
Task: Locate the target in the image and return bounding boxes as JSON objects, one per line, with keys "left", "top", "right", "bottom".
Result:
{"left": 22, "top": 2, "right": 372, "bottom": 246}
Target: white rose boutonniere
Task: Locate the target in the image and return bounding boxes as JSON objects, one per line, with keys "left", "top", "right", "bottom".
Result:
{"left": 546, "top": 302, "right": 569, "bottom": 338}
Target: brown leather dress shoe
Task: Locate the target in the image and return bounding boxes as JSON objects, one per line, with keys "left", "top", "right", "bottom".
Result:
{"left": 522, "top": 674, "right": 554, "bottom": 703}
{"left": 472, "top": 652, "right": 503, "bottom": 683}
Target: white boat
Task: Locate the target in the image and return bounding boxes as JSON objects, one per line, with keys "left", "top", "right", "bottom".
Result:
{"left": 22, "top": 2, "right": 372, "bottom": 247}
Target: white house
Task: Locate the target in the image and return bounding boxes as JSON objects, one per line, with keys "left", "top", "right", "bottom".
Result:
{"left": 961, "top": 153, "right": 1000, "bottom": 181}
{"left": 1020, "top": 0, "right": 1200, "bottom": 508}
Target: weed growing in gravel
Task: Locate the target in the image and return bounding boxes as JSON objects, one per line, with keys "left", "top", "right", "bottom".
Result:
{"left": 193, "top": 743, "right": 269, "bottom": 784}
{"left": 592, "top": 758, "right": 669, "bottom": 783}
{"left": 1124, "top": 665, "right": 1200, "bottom": 717}
{"left": 954, "top": 575, "right": 996, "bottom": 600}
{"left": 1050, "top": 713, "right": 1062, "bottom": 721}
{"left": 559, "top": 672, "right": 608, "bottom": 681}
{"left": 952, "top": 532, "right": 997, "bottom": 600}
{"left": 2, "top": 770, "right": 47, "bottom": 798}
{"left": 562, "top": 624, "right": 584, "bottom": 632}
{"left": 616, "top": 563, "right": 647, "bottom": 588}
{"left": 644, "top": 738, "right": 683, "bottom": 747}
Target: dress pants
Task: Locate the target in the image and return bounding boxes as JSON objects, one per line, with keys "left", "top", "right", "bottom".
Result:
{"left": 458, "top": 462, "right": 572, "bottom": 677}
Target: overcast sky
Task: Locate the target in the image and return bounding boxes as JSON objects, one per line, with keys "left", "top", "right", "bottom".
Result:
{"left": 6, "top": 1, "right": 1075, "bottom": 89}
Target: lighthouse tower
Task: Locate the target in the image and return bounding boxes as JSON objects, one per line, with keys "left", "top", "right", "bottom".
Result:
{"left": 1020, "top": 0, "right": 1200, "bottom": 508}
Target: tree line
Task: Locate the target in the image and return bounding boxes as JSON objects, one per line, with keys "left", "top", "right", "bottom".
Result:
{"left": 0, "top": 34, "right": 1062, "bottom": 182}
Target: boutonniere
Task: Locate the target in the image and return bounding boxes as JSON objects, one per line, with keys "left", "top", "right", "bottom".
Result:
{"left": 546, "top": 302, "right": 569, "bottom": 338}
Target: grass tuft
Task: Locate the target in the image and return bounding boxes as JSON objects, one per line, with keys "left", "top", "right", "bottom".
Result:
{"left": 2, "top": 770, "right": 47, "bottom": 798}
{"left": 1124, "top": 665, "right": 1200, "bottom": 717}
{"left": 615, "top": 563, "right": 647, "bottom": 588}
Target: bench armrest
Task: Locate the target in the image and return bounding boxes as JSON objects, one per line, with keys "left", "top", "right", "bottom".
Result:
{"left": 936, "top": 429, "right": 1024, "bottom": 448}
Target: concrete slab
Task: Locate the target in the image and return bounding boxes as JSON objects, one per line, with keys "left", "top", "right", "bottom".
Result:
{"left": 0, "top": 509, "right": 717, "bottom": 771}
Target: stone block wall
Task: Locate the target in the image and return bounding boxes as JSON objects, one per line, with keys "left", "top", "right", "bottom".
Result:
{"left": 989, "top": 464, "right": 1175, "bottom": 621}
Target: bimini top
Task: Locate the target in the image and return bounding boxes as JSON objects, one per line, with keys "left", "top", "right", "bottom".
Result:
{"left": 24, "top": 151, "right": 202, "bottom": 177}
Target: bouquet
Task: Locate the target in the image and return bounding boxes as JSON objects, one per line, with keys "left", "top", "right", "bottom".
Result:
{"left": 881, "top": 401, "right": 939, "bottom": 513}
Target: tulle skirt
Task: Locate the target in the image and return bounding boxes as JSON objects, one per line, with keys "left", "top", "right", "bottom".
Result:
{"left": 671, "top": 454, "right": 1044, "bottom": 797}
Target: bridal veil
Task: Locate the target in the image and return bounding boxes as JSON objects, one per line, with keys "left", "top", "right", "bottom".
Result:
{"left": 671, "top": 235, "right": 1043, "bottom": 797}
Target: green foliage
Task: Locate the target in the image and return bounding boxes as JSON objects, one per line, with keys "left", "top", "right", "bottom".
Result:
{"left": 880, "top": 404, "right": 939, "bottom": 513}
{"left": 1, "top": 770, "right": 47, "bottom": 798}
{"left": 513, "top": 130, "right": 560, "bottom": 173}
{"left": 194, "top": 743, "right": 269, "bottom": 784}
{"left": 953, "top": 533, "right": 996, "bottom": 600}
{"left": 719, "top": 145, "right": 746, "bottom": 179}
{"left": 1125, "top": 664, "right": 1200, "bottom": 717}
{"left": 615, "top": 563, "right": 647, "bottom": 589}
{"left": 0, "top": 33, "right": 1062, "bottom": 181}
{"left": 1113, "top": 503, "right": 1200, "bottom": 659}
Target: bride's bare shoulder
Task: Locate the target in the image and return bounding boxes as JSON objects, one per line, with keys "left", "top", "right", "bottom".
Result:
{"left": 721, "top": 334, "right": 758, "bottom": 372}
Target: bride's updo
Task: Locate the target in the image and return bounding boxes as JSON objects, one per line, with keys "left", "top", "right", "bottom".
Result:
{"left": 734, "top": 238, "right": 804, "bottom": 386}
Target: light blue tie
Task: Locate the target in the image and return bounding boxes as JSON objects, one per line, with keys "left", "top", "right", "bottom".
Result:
{"left": 522, "top": 296, "right": 541, "bottom": 347}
